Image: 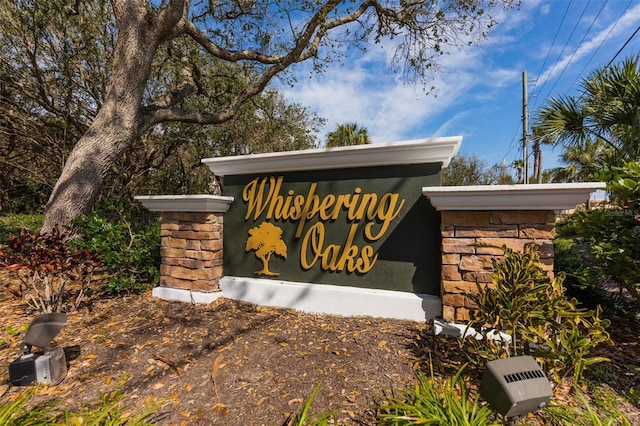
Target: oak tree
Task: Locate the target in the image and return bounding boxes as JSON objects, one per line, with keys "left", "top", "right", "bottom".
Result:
{"left": 14, "top": 0, "right": 515, "bottom": 232}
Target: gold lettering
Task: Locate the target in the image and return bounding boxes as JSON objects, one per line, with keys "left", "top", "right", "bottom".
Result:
{"left": 300, "top": 222, "right": 324, "bottom": 269}
{"left": 318, "top": 194, "right": 336, "bottom": 221}
{"left": 364, "top": 193, "right": 405, "bottom": 241}
{"left": 295, "top": 182, "right": 319, "bottom": 238}
{"left": 353, "top": 193, "right": 378, "bottom": 221}
{"left": 242, "top": 176, "right": 405, "bottom": 274}
{"left": 336, "top": 223, "right": 360, "bottom": 271}
{"left": 358, "top": 246, "right": 378, "bottom": 273}
{"left": 243, "top": 177, "right": 279, "bottom": 220}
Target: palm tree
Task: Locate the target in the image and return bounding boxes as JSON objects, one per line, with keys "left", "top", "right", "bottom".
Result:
{"left": 326, "top": 123, "right": 371, "bottom": 148}
{"left": 547, "top": 138, "right": 609, "bottom": 182}
{"left": 533, "top": 55, "right": 640, "bottom": 179}
{"left": 512, "top": 159, "right": 524, "bottom": 184}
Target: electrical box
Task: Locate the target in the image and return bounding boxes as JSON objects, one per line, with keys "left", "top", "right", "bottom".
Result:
{"left": 479, "top": 356, "right": 553, "bottom": 418}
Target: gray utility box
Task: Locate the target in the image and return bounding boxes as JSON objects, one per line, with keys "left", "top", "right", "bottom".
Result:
{"left": 479, "top": 356, "right": 553, "bottom": 418}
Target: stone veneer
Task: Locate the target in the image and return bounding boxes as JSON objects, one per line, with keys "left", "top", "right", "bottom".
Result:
{"left": 159, "top": 212, "right": 224, "bottom": 292}
{"left": 134, "top": 195, "right": 234, "bottom": 298}
{"left": 423, "top": 182, "right": 605, "bottom": 324}
{"left": 440, "top": 210, "right": 555, "bottom": 323}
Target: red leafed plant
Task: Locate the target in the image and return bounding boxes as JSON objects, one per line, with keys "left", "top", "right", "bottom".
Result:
{"left": 0, "top": 227, "right": 102, "bottom": 313}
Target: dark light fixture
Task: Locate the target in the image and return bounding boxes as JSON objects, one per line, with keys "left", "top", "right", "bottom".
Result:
{"left": 480, "top": 356, "right": 553, "bottom": 423}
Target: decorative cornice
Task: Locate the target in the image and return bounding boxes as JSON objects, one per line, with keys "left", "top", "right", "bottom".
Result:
{"left": 422, "top": 182, "right": 606, "bottom": 211}
{"left": 202, "top": 137, "right": 462, "bottom": 176}
{"left": 135, "top": 195, "right": 234, "bottom": 213}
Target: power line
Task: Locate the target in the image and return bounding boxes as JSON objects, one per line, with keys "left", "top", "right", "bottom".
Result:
{"left": 568, "top": 0, "right": 633, "bottom": 93}
{"left": 534, "top": 0, "right": 591, "bottom": 108}
{"left": 605, "top": 23, "right": 640, "bottom": 68}
{"left": 530, "top": 0, "right": 572, "bottom": 109}
{"left": 542, "top": 0, "right": 607, "bottom": 99}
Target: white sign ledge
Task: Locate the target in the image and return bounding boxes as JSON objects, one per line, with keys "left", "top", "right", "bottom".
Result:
{"left": 202, "top": 137, "right": 462, "bottom": 176}
{"left": 422, "top": 182, "right": 606, "bottom": 211}
{"left": 135, "top": 195, "right": 234, "bottom": 213}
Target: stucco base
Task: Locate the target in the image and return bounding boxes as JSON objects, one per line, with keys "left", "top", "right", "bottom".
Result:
{"left": 152, "top": 277, "right": 441, "bottom": 321}
{"left": 152, "top": 286, "right": 223, "bottom": 304}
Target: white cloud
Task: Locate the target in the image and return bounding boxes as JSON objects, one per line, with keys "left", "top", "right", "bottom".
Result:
{"left": 537, "top": 2, "right": 640, "bottom": 86}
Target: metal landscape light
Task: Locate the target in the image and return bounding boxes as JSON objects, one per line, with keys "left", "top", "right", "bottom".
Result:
{"left": 9, "top": 313, "right": 68, "bottom": 386}
{"left": 479, "top": 356, "right": 553, "bottom": 424}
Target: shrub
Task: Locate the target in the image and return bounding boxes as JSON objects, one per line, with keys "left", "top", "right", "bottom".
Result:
{"left": 71, "top": 209, "right": 160, "bottom": 294}
{"left": 0, "top": 214, "right": 43, "bottom": 242}
{"left": 377, "top": 365, "right": 498, "bottom": 425}
{"left": 554, "top": 237, "right": 639, "bottom": 321}
{"left": 461, "top": 244, "right": 612, "bottom": 386}
{"left": 0, "top": 227, "right": 102, "bottom": 313}
{"left": 556, "top": 161, "right": 640, "bottom": 306}
{"left": 557, "top": 208, "right": 640, "bottom": 306}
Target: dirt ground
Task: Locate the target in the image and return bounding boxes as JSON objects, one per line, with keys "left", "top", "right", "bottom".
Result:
{"left": 0, "top": 276, "right": 639, "bottom": 425}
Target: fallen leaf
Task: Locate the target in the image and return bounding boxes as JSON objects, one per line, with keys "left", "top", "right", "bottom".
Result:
{"left": 211, "top": 356, "right": 222, "bottom": 383}
{"left": 213, "top": 403, "right": 228, "bottom": 414}
{"left": 288, "top": 397, "right": 303, "bottom": 406}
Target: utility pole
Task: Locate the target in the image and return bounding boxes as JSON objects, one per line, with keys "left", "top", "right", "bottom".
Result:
{"left": 522, "top": 71, "right": 529, "bottom": 184}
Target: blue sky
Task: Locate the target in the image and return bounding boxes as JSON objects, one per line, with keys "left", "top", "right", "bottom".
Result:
{"left": 279, "top": 0, "right": 640, "bottom": 172}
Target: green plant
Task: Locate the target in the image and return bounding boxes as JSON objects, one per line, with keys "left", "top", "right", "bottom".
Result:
{"left": 625, "top": 387, "right": 639, "bottom": 405}
{"left": 377, "top": 365, "right": 498, "bottom": 425}
{"left": 0, "top": 227, "right": 102, "bottom": 313}
{"left": 71, "top": 208, "right": 160, "bottom": 294}
{"left": 0, "top": 385, "right": 167, "bottom": 426}
{"left": 6, "top": 323, "right": 29, "bottom": 336}
{"left": 94, "top": 327, "right": 111, "bottom": 344}
{"left": 532, "top": 389, "right": 632, "bottom": 426}
{"left": 283, "top": 383, "right": 336, "bottom": 426}
{"left": 0, "top": 387, "right": 59, "bottom": 425}
{"left": 462, "top": 244, "right": 612, "bottom": 386}
{"left": 554, "top": 237, "right": 639, "bottom": 321}
{"left": 63, "top": 386, "right": 166, "bottom": 425}
{"left": 0, "top": 214, "right": 44, "bottom": 242}
{"left": 555, "top": 161, "right": 640, "bottom": 307}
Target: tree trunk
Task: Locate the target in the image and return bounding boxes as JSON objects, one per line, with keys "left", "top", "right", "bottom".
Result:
{"left": 41, "top": 107, "right": 143, "bottom": 233}
{"left": 42, "top": 1, "right": 166, "bottom": 234}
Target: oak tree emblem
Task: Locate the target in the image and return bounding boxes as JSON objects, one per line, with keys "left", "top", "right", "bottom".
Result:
{"left": 245, "top": 222, "right": 288, "bottom": 276}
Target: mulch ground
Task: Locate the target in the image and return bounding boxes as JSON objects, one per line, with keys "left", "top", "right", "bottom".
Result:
{"left": 0, "top": 274, "right": 639, "bottom": 425}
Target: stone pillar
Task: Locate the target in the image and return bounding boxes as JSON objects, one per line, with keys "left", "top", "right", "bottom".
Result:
{"left": 159, "top": 212, "right": 224, "bottom": 292}
{"left": 135, "top": 195, "right": 234, "bottom": 303}
{"left": 422, "top": 182, "right": 605, "bottom": 324}
{"left": 440, "top": 210, "right": 555, "bottom": 322}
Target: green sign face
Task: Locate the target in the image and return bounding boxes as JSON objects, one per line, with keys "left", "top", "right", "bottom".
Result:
{"left": 222, "top": 164, "right": 442, "bottom": 295}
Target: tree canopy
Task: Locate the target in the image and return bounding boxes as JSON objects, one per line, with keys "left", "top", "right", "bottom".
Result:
{"left": 442, "top": 153, "right": 514, "bottom": 186}
{"left": 2, "top": 0, "right": 518, "bottom": 231}
{"left": 326, "top": 123, "right": 371, "bottom": 147}
{"left": 533, "top": 55, "right": 640, "bottom": 181}
{"left": 0, "top": 0, "right": 324, "bottom": 212}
